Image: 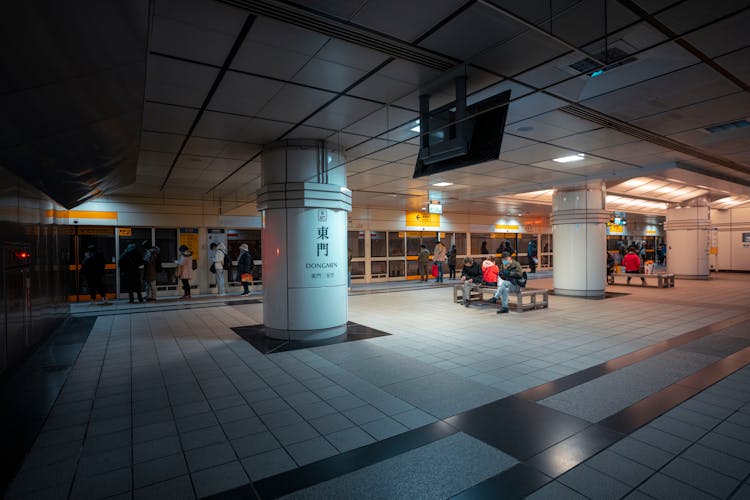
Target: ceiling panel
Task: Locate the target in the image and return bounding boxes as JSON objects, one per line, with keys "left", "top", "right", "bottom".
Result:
{"left": 283, "top": 125, "right": 335, "bottom": 141}
{"left": 346, "top": 172, "right": 400, "bottom": 190}
{"left": 207, "top": 158, "right": 247, "bottom": 172}
{"left": 716, "top": 47, "right": 750, "bottom": 85}
{"left": 139, "top": 150, "right": 176, "bottom": 166}
{"left": 303, "top": 96, "right": 382, "bottom": 130}
{"left": 193, "top": 111, "right": 253, "bottom": 141}
{"left": 316, "top": 38, "right": 390, "bottom": 71}
{"left": 681, "top": 9, "right": 750, "bottom": 58}
{"left": 351, "top": 0, "right": 462, "bottom": 41}
{"left": 418, "top": 3, "right": 526, "bottom": 60}
{"left": 231, "top": 41, "right": 311, "bottom": 80}
{"left": 581, "top": 64, "right": 740, "bottom": 123}
{"left": 142, "top": 102, "right": 198, "bottom": 135}
{"left": 150, "top": 15, "right": 238, "bottom": 66}
{"left": 155, "top": 0, "right": 246, "bottom": 35}
{"left": 343, "top": 106, "right": 417, "bottom": 137}
{"left": 236, "top": 118, "right": 291, "bottom": 144}
{"left": 505, "top": 93, "right": 567, "bottom": 124}
{"left": 256, "top": 85, "right": 336, "bottom": 123}
{"left": 548, "top": 128, "right": 635, "bottom": 151}
{"left": 472, "top": 29, "right": 569, "bottom": 78}
{"left": 347, "top": 75, "right": 417, "bottom": 103}
{"left": 377, "top": 59, "right": 444, "bottom": 86}
{"left": 365, "top": 142, "right": 419, "bottom": 162}
{"left": 140, "top": 131, "right": 184, "bottom": 153}
{"left": 499, "top": 142, "right": 575, "bottom": 164}
{"left": 344, "top": 158, "right": 388, "bottom": 173}
{"left": 208, "top": 72, "right": 284, "bottom": 116}
{"left": 292, "top": 58, "right": 368, "bottom": 92}
{"left": 243, "top": 16, "right": 329, "bottom": 56}
{"left": 654, "top": 0, "right": 750, "bottom": 35}
{"left": 631, "top": 92, "right": 750, "bottom": 136}
{"left": 175, "top": 154, "right": 212, "bottom": 170}
{"left": 219, "top": 141, "right": 259, "bottom": 159}
{"left": 183, "top": 137, "right": 228, "bottom": 156}
{"left": 145, "top": 55, "right": 218, "bottom": 108}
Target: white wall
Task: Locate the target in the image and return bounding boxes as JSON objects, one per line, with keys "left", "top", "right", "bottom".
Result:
{"left": 713, "top": 207, "right": 750, "bottom": 271}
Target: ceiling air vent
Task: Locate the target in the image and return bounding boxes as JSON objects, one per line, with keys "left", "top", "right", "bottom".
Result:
{"left": 569, "top": 46, "right": 637, "bottom": 76}
{"left": 705, "top": 120, "right": 750, "bottom": 133}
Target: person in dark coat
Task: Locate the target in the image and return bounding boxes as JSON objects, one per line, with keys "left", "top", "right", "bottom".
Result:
{"left": 527, "top": 239, "right": 537, "bottom": 273}
{"left": 447, "top": 245, "right": 457, "bottom": 279}
{"left": 460, "top": 257, "right": 483, "bottom": 307}
{"left": 81, "top": 245, "right": 110, "bottom": 305}
{"left": 119, "top": 242, "right": 143, "bottom": 303}
{"left": 236, "top": 243, "right": 254, "bottom": 296}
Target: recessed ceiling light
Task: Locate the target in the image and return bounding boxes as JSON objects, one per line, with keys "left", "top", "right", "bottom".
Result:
{"left": 410, "top": 120, "right": 420, "bottom": 133}
{"left": 432, "top": 182, "right": 453, "bottom": 187}
{"left": 553, "top": 153, "right": 585, "bottom": 163}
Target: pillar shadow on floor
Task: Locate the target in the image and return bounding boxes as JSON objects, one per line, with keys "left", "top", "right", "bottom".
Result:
{"left": 231, "top": 322, "right": 391, "bottom": 354}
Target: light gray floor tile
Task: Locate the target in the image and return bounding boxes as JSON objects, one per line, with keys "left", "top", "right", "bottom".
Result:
{"left": 325, "top": 426, "right": 376, "bottom": 452}
{"left": 76, "top": 446, "right": 131, "bottom": 478}
{"left": 585, "top": 449, "right": 655, "bottom": 487}
{"left": 294, "top": 400, "right": 338, "bottom": 420}
{"left": 638, "top": 472, "right": 716, "bottom": 500}
{"left": 134, "top": 453, "right": 188, "bottom": 489}
{"left": 176, "top": 412, "right": 218, "bottom": 433}
{"left": 221, "top": 416, "right": 266, "bottom": 439}
{"left": 285, "top": 436, "right": 339, "bottom": 466}
{"left": 271, "top": 422, "right": 320, "bottom": 446}
{"left": 259, "top": 408, "right": 304, "bottom": 429}
{"left": 134, "top": 421, "right": 178, "bottom": 444}
{"left": 681, "top": 444, "right": 750, "bottom": 481}
{"left": 630, "top": 426, "right": 691, "bottom": 454}
{"left": 250, "top": 397, "right": 291, "bottom": 415}
{"left": 558, "top": 464, "right": 633, "bottom": 500}
{"left": 70, "top": 466, "right": 132, "bottom": 500}
{"left": 341, "top": 405, "right": 386, "bottom": 425}
{"left": 241, "top": 448, "right": 297, "bottom": 481}
{"left": 214, "top": 404, "right": 255, "bottom": 424}
{"left": 308, "top": 413, "right": 356, "bottom": 435}
{"left": 609, "top": 437, "right": 674, "bottom": 470}
{"left": 133, "top": 435, "right": 182, "bottom": 464}
{"left": 662, "top": 457, "right": 740, "bottom": 498}
{"left": 391, "top": 408, "right": 437, "bottom": 429}
{"left": 360, "top": 417, "right": 409, "bottom": 440}
{"left": 699, "top": 432, "right": 750, "bottom": 461}
{"left": 185, "top": 442, "right": 237, "bottom": 472}
{"left": 526, "top": 480, "right": 588, "bottom": 499}
{"left": 191, "top": 461, "right": 249, "bottom": 499}
{"left": 180, "top": 425, "right": 227, "bottom": 451}
{"left": 231, "top": 431, "right": 281, "bottom": 459}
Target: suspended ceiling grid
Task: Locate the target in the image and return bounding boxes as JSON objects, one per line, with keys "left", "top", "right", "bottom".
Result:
{"left": 59, "top": 0, "right": 750, "bottom": 215}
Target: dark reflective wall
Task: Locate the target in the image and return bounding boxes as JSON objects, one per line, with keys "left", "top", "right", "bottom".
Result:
{"left": 0, "top": 166, "right": 69, "bottom": 377}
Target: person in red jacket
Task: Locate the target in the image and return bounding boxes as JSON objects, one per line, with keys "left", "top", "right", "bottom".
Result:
{"left": 481, "top": 256, "right": 499, "bottom": 286}
{"left": 622, "top": 247, "right": 645, "bottom": 285}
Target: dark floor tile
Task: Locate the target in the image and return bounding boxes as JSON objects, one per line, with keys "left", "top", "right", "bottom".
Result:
{"left": 526, "top": 425, "right": 623, "bottom": 477}
{"left": 444, "top": 396, "right": 590, "bottom": 460}
{"left": 231, "top": 322, "right": 391, "bottom": 355}
{"left": 451, "top": 463, "right": 552, "bottom": 499}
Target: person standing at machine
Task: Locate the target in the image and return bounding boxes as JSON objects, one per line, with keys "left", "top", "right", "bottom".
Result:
{"left": 176, "top": 244, "right": 194, "bottom": 299}
{"left": 82, "top": 244, "right": 110, "bottom": 305}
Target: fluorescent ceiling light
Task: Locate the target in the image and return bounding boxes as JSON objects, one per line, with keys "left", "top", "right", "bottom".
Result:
{"left": 410, "top": 120, "right": 420, "bottom": 133}
{"left": 553, "top": 153, "right": 585, "bottom": 163}
{"left": 432, "top": 182, "right": 453, "bottom": 187}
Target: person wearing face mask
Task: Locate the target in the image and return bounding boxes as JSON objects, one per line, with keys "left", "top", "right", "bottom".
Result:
{"left": 489, "top": 252, "right": 523, "bottom": 313}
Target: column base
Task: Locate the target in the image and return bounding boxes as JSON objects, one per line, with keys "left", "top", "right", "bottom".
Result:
{"left": 553, "top": 288, "right": 605, "bottom": 298}
{"left": 264, "top": 324, "right": 348, "bottom": 341}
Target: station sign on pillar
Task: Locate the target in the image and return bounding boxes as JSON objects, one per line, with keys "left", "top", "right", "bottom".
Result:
{"left": 550, "top": 181, "right": 608, "bottom": 297}
{"left": 256, "top": 140, "right": 352, "bottom": 340}
{"left": 664, "top": 199, "right": 710, "bottom": 279}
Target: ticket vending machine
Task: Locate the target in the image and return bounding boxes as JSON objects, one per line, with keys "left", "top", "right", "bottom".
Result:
{"left": 1, "top": 243, "right": 32, "bottom": 376}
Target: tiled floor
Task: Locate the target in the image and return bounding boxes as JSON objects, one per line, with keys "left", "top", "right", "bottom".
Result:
{"left": 3, "top": 274, "right": 750, "bottom": 499}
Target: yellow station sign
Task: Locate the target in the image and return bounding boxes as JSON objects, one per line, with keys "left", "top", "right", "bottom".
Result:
{"left": 405, "top": 212, "right": 440, "bottom": 227}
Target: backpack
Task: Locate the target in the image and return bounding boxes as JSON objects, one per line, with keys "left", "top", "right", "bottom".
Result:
{"left": 222, "top": 250, "right": 231, "bottom": 269}
{"left": 191, "top": 259, "right": 197, "bottom": 271}
{"left": 517, "top": 271, "right": 528, "bottom": 288}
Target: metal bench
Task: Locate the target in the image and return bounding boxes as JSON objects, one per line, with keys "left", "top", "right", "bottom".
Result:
{"left": 609, "top": 272, "right": 675, "bottom": 288}
{"left": 453, "top": 283, "right": 549, "bottom": 312}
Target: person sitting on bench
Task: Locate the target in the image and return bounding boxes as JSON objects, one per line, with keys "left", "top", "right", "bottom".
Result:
{"left": 460, "top": 257, "right": 483, "bottom": 307}
{"left": 622, "top": 247, "right": 645, "bottom": 285}
{"left": 489, "top": 252, "right": 523, "bottom": 314}
{"left": 482, "top": 256, "right": 499, "bottom": 286}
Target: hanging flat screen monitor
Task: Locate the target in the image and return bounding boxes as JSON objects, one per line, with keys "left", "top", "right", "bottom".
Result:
{"left": 413, "top": 89, "right": 510, "bottom": 178}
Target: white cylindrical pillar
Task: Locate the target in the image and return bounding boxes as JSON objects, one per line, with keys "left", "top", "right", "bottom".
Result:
{"left": 664, "top": 203, "right": 710, "bottom": 279}
{"left": 551, "top": 181, "right": 608, "bottom": 298}
{"left": 257, "top": 140, "right": 352, "bottom": 340}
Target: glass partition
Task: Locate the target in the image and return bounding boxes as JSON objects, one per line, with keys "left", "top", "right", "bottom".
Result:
{"left": 388, "top": 232, "right": 405, "bottom": 257}
{"left": 370, "top": 231, "right": 386, "bottom": 258}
